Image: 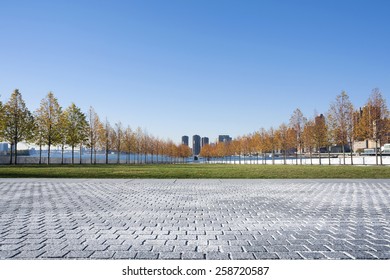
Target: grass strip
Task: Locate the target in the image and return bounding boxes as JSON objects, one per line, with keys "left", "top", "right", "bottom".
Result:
{"left": 0, "top": 164, "right": 389, "bottom": 179}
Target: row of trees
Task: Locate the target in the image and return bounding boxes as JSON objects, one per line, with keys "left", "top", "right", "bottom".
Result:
{"left": 0, "top": 90, "right": 192, "bottom": 164}
{"left": 0, "top": 88, "right": 388, "bottom": 165}
{"left": 200, "top": 89, "right": 390, "bottom": 165}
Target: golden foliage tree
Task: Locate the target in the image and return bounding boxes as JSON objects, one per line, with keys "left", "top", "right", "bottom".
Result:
{"left": 3, "top": 89, "right": 34, "bottom": 164}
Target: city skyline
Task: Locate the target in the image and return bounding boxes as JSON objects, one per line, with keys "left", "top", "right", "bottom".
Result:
{"left": 1, "top": 1, "right": 389, "bottom": 142}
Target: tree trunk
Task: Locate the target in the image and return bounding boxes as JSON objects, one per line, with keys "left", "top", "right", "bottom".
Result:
{"left": 9, "top": 143, "right": 13, "bottom": 165}
{"left": 90, "top": 144, "right": 93, "bottom": 164}
{"left": 72, "top": 145, "right": 75, "bottom": 165}
{"left": 319, "top": 145, "right": 322, "bottom": 165}
{"left": 48, "top": 143, "right": 51, "bottom": 165}
{"left": 39, "top": 144, "right": 42, "bottom": 165}
{"left": 342, "top": 144, "right": 346, "bottom": 165}
{"left": 14, "top": 141, "right": 18, "bottom": 165}
{"left": 61, "top": 145, "right": 64, "bottom": 165}
{"left": 375, "top": 140, "right": 378, "bottom": 165}
{"left": 350, "top": 141, "right": 353, "bottom": 165}
{"left": 79, "top": 144, "right": 82, "bottom": 164}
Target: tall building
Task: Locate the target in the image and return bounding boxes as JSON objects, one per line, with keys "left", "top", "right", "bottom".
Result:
{"left": 218, "top": 135, "right": 232, "bottom": 143}
{"left": 181, "top": 135, "right": 189, "bottom": 146}
{"left": 192, "top": 135, "right": 201, "bottom": 155}
{"left": 201, "top": 137, "right": 209, "bottom": 147}
{"left": 0, "top": 142, "right": 8, "bottom": 155}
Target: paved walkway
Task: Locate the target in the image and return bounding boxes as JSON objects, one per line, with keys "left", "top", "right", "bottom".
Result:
{"left": 0, "top": 179, "right": 389, "bottom": 260}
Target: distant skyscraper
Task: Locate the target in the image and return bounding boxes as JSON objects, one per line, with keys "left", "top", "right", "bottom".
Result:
{"left": 181, "top": 135, "right": 189, "bottom": 146}
{"left": 218, "top": 135, "right": 232, "bottom": 143}
{"left": 192, "top": 135, "right": 201, "bottom": 155}
{"left": 201, "top": 137, "right": 209, "bottom": 147}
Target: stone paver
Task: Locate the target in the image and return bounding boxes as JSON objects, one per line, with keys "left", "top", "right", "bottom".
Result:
{"left": 0, "top": 178, "right": 389, "bottom": 259}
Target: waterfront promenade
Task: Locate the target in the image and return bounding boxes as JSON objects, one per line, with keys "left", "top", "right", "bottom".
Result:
{"left": 0, "top": 179, "right": 389, "bottom": 260}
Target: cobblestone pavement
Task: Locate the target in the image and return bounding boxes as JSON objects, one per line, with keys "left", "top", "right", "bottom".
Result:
{"left": 0, "top": 179, "right": 389, "bottom": 260}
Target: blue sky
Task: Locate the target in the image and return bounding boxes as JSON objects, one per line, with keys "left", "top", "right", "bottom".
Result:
{"left": 1, "top": 0, "right": 389, "bottom": 143}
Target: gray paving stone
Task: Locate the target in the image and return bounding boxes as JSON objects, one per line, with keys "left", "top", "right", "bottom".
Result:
{"left": 19, "top": 244, "right": 45, "bottom": 251}
{"left": 152, "top": 245, "right": 174, "bottom": 252}
{"left": 206, "top": 252, "right": 230, "bottom": 260}
{"left": 253, "top": 252, "right": 279, "bottom": 259}
{"left": 1, "top": 178, "right": 390, "bottom": 260}
{"left": 135, "top": 252, "right": 159, "bottom": 259}
{"left": 346, "top": 251, "right": 378, "bottom": 259}
{"left": 143, "top": 240, "right": 166, "bottom": 246}
{"left": 174, "top": 245, "right": 197, "bottom": 252}
{"left": 220, "top": 245, "right": 243, "bottom": 252}
{"left": 322, "top": 252, "right": 353, "bottom": 259}
{"left": 0, "top": 251, "right": 21, "bottom": 259}
{"left": 265, "top": 245, "right": 289, "bottom": 252}
{"left": 113, "top": 251, "right": 137, "bottom": 259}
{"left": 230, "top": 252, "right": 256, "bottom": 260}
{"left": 0, "top": 244, "right": 24, "bottom": 251}
{"left": 129, "top": 245, "right": 153, "bottom": 251}
{"left": 40, "top": 250, "right": 70, "bottom": 258}
{"left": 84, "top": 245, "right": 108, "bottom": 251}
{"left": 166, "top": 240, "right": 187, "bottom": 246}
{"left": 367, "top": 251, "right": 390, "bottom": 259}
{"left": 89, "top": 251, "right": 115, "bottom": 259}
{"left": 306, "top": 244, "right": 332, "bottom": 251}
{"left": 299, "top": 252, "right": 328, "bottom": 259}
{"left": 107, "top": 244, "right": 131, "bottom": 251}
{"left": 197, "top": 245, "right": 219, "bottom": 252}
{"left": 181, "top": 252, "right": 205, "bottom": 259}
{"left": 243, "top": 246, "right": 267, "bottom": 252}
{"left": 285, "top": 245, "right": 309, "bottom": 252}
{"left": 12, "top": 250, "right": 45, "bottom": 259}
{"left": 158, "top": 252, "right": 182, "bottom": 259}
{"left": 276, "top": 252, "right": 304, "bottom": 259}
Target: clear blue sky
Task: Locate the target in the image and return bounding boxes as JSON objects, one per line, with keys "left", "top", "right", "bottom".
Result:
{"left": 1, "top": 0, "right": 389, "bottom": 143}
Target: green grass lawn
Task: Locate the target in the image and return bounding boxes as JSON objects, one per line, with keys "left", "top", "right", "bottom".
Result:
{"left": 0, "top": 164, "right": 389, "bottom": 179}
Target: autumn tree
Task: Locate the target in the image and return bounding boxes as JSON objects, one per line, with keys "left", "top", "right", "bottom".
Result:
{"left": 313, "top": 114, "right": 328, "bottom": 165}
{"left": 289, "top": 108, "right": 306, "bottom": 164}
{"left": 0, "top": 98, "right": 4, "bottom": 140}
{"left": 268, "top": 127, "right": 276, "bottom": 164}
{"left": 64, "top": 103, "right": 88, "bottom": 164}
{"left": 327, "top": 91, "right": 354, "bottom": 164}
{"left": 58, "top": 110, "right": 69, "bottom": 164}
{"left": 366, "top": 89, "right": 389, "bottom": 164}
{"left": 34, "top": 92, "right": 62, "bottom": 164}
{"left": 303, "top": 120, "right": 315, "bottom": 164}
{"left": 32, "top": 113, "right": 45, "bottom": 164}
{"left": 231, "top": 138, "right": 243, "bottom": 164}
{"left": 87, "top": 106, "right": 102, "bottom": 164}
{"left": 199, "top": 144, "right": 212, "bottom": 162}
{"left": 178, "top": 144, "right": 192, "bottom": 162}
{"left": 276, "top": 123, "right": 292, "bottom": 164}
{"left": 250, "top": 132, "right": 260, "bottom": 164}
{"left": 258, "top": 128, "right": 269, "bottom": 164}
{"left": 100, "top": 119, "right": 113, "bottom": 164}
{"left": 123, "top": 126, "right": 135, "bottom": 164}
{"left": 112, "top": 122, "right": 123, "bottom": 164}
{"left": 3, "top": 89, "right": 34, "bottom": 164}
